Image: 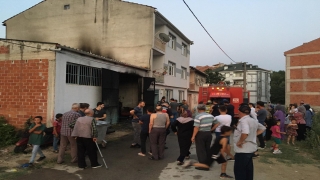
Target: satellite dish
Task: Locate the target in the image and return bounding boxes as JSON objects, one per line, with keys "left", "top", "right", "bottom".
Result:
{"left": 159, "top": 33, "right": 170, "bottom": 43}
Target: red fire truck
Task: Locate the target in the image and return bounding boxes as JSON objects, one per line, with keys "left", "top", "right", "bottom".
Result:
{"left": 198, "top": 85, "right": 249, "bottom": 118}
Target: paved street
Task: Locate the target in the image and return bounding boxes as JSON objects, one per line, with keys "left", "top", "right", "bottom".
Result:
{"left": 16, "top": 132, "right": 237, "bottom": 180}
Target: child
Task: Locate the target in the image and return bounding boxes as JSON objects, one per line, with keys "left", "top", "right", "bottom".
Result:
{"left": 183, "top": 126, "right": 233, "bottom": 179}
{"left": 286, "top": 119, "right": 298, "bottom": 145}
{"left": 53, "top": 113, "right": 63, "bottom": 153}
{"left": 28, "top": 116, "right": 46, "bottom": 166}
{"left": 271, "top": 120, "right": 286, "bottom": 154}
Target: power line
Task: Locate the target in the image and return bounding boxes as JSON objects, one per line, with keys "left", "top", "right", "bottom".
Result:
{"left": 182, "top": 0, "right": 236, "bottom": 63}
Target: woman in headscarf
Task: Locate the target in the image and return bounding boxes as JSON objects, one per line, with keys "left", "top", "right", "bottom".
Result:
{"left": 294, "top": 106, "right": 307, "bottom": 141}
{"left": 274, "top": 105, "right": 286, "bottom": 139}
{"left": 171, "top": 110, "right": 194, "bottom": 165}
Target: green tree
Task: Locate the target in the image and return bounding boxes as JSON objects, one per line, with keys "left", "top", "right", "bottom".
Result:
{"left": 204, "top": 69, "right": 226, "bottom": 84}
{"left": 270, "top": 71, "right": 285, "bottom": 104}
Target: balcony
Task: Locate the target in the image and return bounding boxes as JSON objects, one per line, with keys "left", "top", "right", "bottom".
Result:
{"left": 154, "top": 37, "right": 166, "bottom": 54}
{"left": 153, "top": 74, "right": 164, "bottom": 83}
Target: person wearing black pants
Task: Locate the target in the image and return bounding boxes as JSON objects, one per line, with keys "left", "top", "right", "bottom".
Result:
{"left": 234, "top": 104, "right": 266, "bottom": 180}
{"left": 294, "top": 106, "right": 307, "bottom": 141}
{"left": 76, "top": 137, "right": 100, "bottom": 168}
{"left": 191, "top": 104, "right": 219, "bottom": 170}
{"left": 138, "top": 107, "right": 153, "bottom": 157}
{"left": 171, "top": 110, "right": 194, "bottom": 165}
{"left": 71, "top": 109, "right": 102, "bottom": 169}
{"left": 256, "top": 101, "right": 268, "bottom": 149}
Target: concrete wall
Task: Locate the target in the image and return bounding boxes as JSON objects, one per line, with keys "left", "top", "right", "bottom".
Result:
{"left": 5, "top": 0, "right": 154, "bottom": 68}
{"left": 0, "top": 40, "right": 56, "bottom": 128}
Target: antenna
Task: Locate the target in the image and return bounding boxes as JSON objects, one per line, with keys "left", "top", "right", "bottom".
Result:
{"left": 159, "top": 33, "right": 170, "bottom": 43}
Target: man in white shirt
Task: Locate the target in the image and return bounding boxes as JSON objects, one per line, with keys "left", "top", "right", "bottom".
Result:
{"left": 248, "top": 103, "right": 257, "bottom": 121}
{"left": 214, "top": 105, "right": 234, "bottom": 160}
{"left": 233, "top": 103, "right": 266, "bottom": 180}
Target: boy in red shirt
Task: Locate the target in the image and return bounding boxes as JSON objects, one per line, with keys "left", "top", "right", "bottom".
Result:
{"left": 53, "top": 113, "right": 63, "bottom": 153}
{"left": 271, "top": 120, "right": 286, "bottom": 154}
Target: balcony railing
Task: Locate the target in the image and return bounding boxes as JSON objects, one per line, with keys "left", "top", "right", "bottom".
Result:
{"left": 153, "top": 74, "right": 164, "bottom": 83}
{"left": 154, "top": 37, "right": 166, "bottom": 53}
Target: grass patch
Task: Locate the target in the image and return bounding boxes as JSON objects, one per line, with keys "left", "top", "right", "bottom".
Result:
{"left": 258, "top": 156, "right": 273, "bottom": 164}
{"left": 259, "top": 141, "right": 318, "bottom": 165}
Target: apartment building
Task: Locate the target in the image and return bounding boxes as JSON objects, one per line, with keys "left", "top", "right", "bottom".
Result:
{"left": 2, "top": 0, "right": 192, "bottom": 115}
{"left": 284, "top": 37, "right": 320, "bottom": 111}
{"left": 212, "top": 63, "right": 271, "bottom": 103}
{"left": 153, "top": 13, "right": 192, "bottom": 103}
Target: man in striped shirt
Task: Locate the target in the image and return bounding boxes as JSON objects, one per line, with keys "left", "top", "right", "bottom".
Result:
{"left": 191, "top": 104, "right": 219, "bottom": 170}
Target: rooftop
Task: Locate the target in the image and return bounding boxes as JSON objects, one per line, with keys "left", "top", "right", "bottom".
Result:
{"left": 190, "top": 66, "right": 208, "bottom": 77}
{"left": 0, "top": 38, "right": 149, "bottom": 71}
{"left": 284, "top": 37, "right": 320, "bottom": 55}
{"left": 212, "top": 63, "right": 270, "bottom": 72}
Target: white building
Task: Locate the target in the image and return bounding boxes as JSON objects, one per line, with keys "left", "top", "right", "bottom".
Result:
{"left": 213, "top": 63, "right": 271, "bottom": 103}
{"left": 0, "top": 39, "right": 150, "bottom": 126}
{"left": 152, "top": 13, "right": 192, "bottom": 103}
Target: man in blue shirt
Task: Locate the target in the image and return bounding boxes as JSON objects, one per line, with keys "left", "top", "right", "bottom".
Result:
{"left": 130, "top": 101, "right": 145, "bottom": 148}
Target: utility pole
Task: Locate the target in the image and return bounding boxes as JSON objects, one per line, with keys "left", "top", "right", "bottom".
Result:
{"left": 243, "top": 62, "right": 247, "bottom": 93}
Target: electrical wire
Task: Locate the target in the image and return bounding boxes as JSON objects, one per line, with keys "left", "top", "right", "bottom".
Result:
{"left": 182, "top": 0, "right": 236, "bottom": 63}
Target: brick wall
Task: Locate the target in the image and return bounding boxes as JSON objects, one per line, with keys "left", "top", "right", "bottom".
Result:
{"left": 0, "top": 59, "right": 49, "bottom": 128}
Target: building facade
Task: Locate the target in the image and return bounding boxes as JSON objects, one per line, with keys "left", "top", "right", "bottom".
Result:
{"left": 152, "top": 13, "right": 192, "bottom": 104}
{"left": 284, "top": 37, "right": 320, "bottom": 111}
{"left": 212, "top": 63, "right": 271, "bottom": 103}
{"left": 188, "top": 67, "right": 207, "bottom": 111}
{"left": 2, "top": 0, "right": 192, "bottom": 105}
{"left": 0, "top": 39, "right": 149, "bottom": 127}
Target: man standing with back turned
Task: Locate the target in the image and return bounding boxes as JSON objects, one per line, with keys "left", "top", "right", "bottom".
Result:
{"left": 234, "top": 103, "right": 266, "bottom": 180}
{"left": 58, "top": 103, "right": 81, "bottom": 164}
{"left": 72, "top": 109, "right": 102, "bottom": 169}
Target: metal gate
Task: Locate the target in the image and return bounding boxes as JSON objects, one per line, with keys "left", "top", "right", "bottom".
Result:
{"left": 101, "top": 69, "right": 119, "bottom": 124}
{"left": 140, "top": 77, "right": 155, "bottom": 113}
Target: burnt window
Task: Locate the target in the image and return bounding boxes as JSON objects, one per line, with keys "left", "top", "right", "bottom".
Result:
{"left": 66, "top": 62, "right": 101, "bottom": 86}
{"left": 64, "top": 4, "right": 70, "bottom": 10}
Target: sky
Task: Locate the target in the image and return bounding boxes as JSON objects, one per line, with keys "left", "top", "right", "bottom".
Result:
{"left": 1, "top": 0, "right": 320, "bottom": 71}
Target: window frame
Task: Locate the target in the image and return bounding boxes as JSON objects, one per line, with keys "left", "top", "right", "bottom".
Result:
{"left": 66, "top": 62, "right": 101, "bottom": 86}
{"left": 166, "top": 89, "right": 173, "bottom": 100}
{"left": 179, "top": 91, "right": 185, "bottom": 103}
{"left": 181, "top": 67, "right": 187, "bottom": 79}
{"left": 168, "top": 61, "right": 176, "bottom": 76}
{"left": 168, "top": 33, "right": 176, "bottom": 50}
{"left": 181, "top": 43, "right": 187, "bottom": 56}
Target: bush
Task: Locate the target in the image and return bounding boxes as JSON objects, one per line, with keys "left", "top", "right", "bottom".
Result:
{"left": 304, "top": 112, "right": 320, "bottom": 159}
{"left": 0, "top": 116, "right": 19, "bottom": 148}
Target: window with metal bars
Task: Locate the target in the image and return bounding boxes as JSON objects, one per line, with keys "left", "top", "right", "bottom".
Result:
{"left": 66, "top": 63, "right": 101, "bottom": 86}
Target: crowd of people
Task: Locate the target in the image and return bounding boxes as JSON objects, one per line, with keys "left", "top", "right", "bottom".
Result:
{"left": 25, "top": 96, "right": 314, "bottom": 179}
